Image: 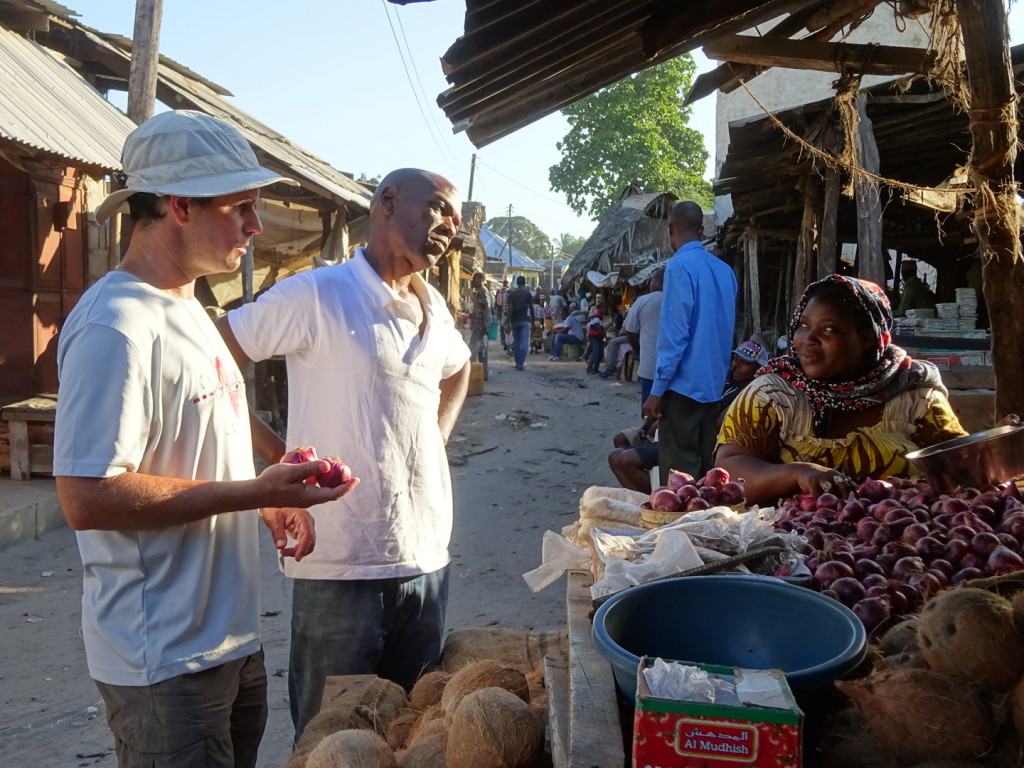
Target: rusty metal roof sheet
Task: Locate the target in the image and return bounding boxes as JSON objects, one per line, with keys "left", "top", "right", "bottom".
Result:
{"left": 438, "top": 0, "right": 820, "bottom": 147}
{"left": 0, "top": 24, "right": 134, "bottom": 170}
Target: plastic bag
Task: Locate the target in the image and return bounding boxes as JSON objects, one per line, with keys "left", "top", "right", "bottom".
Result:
{"left": 590, "top": 527, "right": 703, "bottom": 598}
{"left": 521, "top": 530, "right": 592, "bottom": 592}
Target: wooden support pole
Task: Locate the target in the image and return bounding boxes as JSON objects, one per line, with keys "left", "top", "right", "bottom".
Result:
{"left": 747, "top": 229, "right": 762, "bottom": 337}
{"left": 854, "top": 92, "right": 885, "bottom": 286}
{"left": 819, "top": 164, "right": 840, "bottom": 278}
{"left": 793, "top": 176, "right": 819, "bottom": 299}
{"left": 126, "top": 0, "right": 163, "bottom": 125}
{"left": 955, "top": 0, "right": 1023, "bottom": 418}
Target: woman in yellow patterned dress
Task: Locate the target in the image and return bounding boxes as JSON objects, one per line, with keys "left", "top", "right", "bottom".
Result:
{"left": 716, "top": 275, "right": 966, "bottom": 505}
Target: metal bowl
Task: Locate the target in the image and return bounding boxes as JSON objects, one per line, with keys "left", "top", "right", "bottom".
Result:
{"left": 906, "top": 424, "right": 1024, "bottom": 493}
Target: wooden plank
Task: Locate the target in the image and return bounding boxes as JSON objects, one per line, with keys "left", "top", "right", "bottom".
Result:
{"left": 1, "top": 394, "right": 57, "bottom": 420}
{"left": 942, "top": 365, "right": 996, "bottom": 390}
{"left": 566, "top": 570, "right": 624, "bottom": 768}
{"left": 7, "top": 419, "right": 29, "bottom": 480}
{"left": 818, "top": 164, "right": 840, "bottom": 279}
{"left": 703, "top": 35, "right": 935, "bottom": 77}
{"left": 854, "top": 92, "right": 885, "bottom": 287}
{"left": 544, "top": 653, "right": 570, "bottom": 768}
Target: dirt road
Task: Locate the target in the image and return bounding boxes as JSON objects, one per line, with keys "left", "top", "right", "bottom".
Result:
{"left": 0, "top": 344, "right": 642, "bottom": 767}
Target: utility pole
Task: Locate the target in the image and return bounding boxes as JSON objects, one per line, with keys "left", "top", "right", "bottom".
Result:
{"left": 507, "top": 203, "right": 514, "bottom": 265}
{"left": 550, "top": 242, "right": 556, "bottom": 292}
{"left": 126, "top": 0, "right": 163, "bottom": 125}
{"left": 467, "top": 153, "right": 476, "bottom": 200}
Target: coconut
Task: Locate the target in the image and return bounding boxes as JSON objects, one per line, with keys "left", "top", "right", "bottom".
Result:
{"left": 386, "top": 709, "right": 420, "bottom": 751}
{"left": 1011, "top": 590, "right": 1024, "bottom": 636}
{"left": 877, "top": 617, "right": 919, "bottom": 658}
{"left": 1012, "top": 676, "right": 1024, "bottom": 740}
{"left": 305, "top": 729, "right": 398, "bottom": 768}
{"left": 290, "top": 676, "right": 408, "bottom": 764}
{"left": 835, "top": 667, "right": 995, "bottom": 763}
{"left": 445, "top": 687, "right": 544, "bottom": 768}
{"left": 396, "top": 718, "right": 447, "bottom": 768}
{"left": 917, "top": 587, "right": 1024, "bottom": 692}
{"left": 406, "top": 705, "right": 443, "bottom": 747}
{"left": 439, "top": 660, "right": 529, "bottom": 723}
{"left": 409, "top": 670, "right": 450, "bottom": 710}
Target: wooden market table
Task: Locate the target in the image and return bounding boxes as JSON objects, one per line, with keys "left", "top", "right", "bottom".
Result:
{"left": 2, "top": 394, "right": 57, "bottom": 480}
{"left": 547, "top": 570, "right": 626, "bottom": 768}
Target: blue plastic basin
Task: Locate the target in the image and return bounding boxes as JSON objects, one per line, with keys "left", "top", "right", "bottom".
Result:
{"left": 592, "top": 575, "right": 866, "bottom": 705}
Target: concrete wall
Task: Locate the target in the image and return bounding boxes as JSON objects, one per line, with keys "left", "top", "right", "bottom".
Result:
{"left": 714, "top": 11, "right": 933, "bottom": 223}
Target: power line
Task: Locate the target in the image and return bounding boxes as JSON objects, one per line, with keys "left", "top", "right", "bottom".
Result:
{"left": 476, "top": 160, "right": 578, "bottom": 210}
{"left": 392, "top": 7, "right": 467, "bottom": 169}
{"left": 379, "top": 0, "right": 466, "bottom": 173}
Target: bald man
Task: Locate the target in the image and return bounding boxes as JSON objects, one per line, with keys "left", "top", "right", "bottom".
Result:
{"left": 218, "top": 168, "right": 472, "bottom": 740}
{"left": 642, "top": 201, "right": 737, "bottom": 481}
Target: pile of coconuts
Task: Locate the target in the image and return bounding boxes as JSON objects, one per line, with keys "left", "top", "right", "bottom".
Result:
{"left": 286, "top": 657, "right": 549, "bottom": 768}
{"left": 771, "top": 476, "right": 1024, "bottom": 637}
{"left": 819, "top": 577, "right": 1024, "bottom": 768}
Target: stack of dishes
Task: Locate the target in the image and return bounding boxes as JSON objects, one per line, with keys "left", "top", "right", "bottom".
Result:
{"left": 956, "top": 288, "right": 978, "bottom": 330}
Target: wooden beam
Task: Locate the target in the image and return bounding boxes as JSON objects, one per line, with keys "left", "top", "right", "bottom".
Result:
{"left": 854, "top": 92, "right": 886, "bottom": 286}
{"left": 819, "top": 164, "right": 841, "bottom": 278}
{"left": 684, "top": 6, "right": 822, "bottom": 105}
{"left": 642, "top": 0, "right": 811, "bottom": 60}
{"left": 955, "top": 0, "right": 1022, "bottom": 419}
{"left": 804, "top": 0, "right": 878, "bottom": 32}
{"left": 703, "top": 35, "right": 936, "bottom": 77}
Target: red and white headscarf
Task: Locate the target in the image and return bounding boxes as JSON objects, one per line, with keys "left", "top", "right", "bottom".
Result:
{"left": 757, "top": 274, "right": 946, "bottom": 437}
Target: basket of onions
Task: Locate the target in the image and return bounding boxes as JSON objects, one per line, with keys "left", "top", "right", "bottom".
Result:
{"left": 640, "top": 468, "right": 747, "bottom": 528}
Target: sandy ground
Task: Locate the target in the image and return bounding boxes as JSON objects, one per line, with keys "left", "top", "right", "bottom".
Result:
{"left": 0, "top": 339, "right": 642, "bottom": 767}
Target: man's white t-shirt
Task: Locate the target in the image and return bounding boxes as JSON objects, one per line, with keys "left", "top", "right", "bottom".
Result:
{"left": 228, "top": 249, "right": 471, "bottom": 580}
{"left": 54, "top": 271, "right": 260, "bottom": 687}
{"left": 623, "top": 290, "right": 664, "bottom": 381}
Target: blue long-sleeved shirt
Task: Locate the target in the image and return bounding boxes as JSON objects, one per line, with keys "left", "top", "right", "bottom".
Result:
{"left": 651, "top": 241, "right": 737, "bottom": 402}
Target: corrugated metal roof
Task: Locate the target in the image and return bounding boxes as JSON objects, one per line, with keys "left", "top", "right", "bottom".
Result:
{"left": 438, "top": 0, "right": 823, "bottom": 147}
{"left": 73, "top": 26, "right": 372, "bottom": 213}
{"left": 0, "top": 24, "right": 134, "bottom": 170}
{"left": 480, "top": 222, "right": 544, "bottom": 270}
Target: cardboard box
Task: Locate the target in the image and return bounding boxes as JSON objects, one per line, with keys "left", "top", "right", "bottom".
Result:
{"left": 632, "top": 658, "right": 802, "bottom": 768}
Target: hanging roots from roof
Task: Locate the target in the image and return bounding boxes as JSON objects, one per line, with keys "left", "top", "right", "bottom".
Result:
{"left": 922, "top": 0, "right": 970, "bottom": 112}
{"left": 834, "top": 72, "right": 865, "bottom": 196}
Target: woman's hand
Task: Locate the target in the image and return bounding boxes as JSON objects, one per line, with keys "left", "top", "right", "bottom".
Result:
{"left": 791, "top": 463, "right": 854, "bottom": 497}
{"left": 996, "top": 414, "right": 1022, "bottom": 428}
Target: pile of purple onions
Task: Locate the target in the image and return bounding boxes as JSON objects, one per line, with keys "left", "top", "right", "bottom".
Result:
{"left": 774, "top": 476, "right": 1024, "bottom": 635}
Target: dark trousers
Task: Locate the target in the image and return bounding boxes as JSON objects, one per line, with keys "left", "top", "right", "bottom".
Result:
{"left": 586, "top": 338, "right": 605, "bottom": 373}
{"left": 95, "top": 650, "right": 267, "bottom": 768}
{"left": 289, "top": 567, "right": 450, "bottom": 741}
{"left": 658, "top": 390, "right": 720, "bottom": 484}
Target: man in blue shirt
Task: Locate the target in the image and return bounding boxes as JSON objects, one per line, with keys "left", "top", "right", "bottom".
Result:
{"left": 642, "top": 201, "right": 737, "bottom": 482}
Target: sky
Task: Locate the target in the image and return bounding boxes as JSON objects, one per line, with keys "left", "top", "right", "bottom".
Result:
{"left": 62, "top": 1, "right": 1024, "bottom": 246}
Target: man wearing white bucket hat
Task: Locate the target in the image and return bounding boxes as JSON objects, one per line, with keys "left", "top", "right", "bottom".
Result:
{"left": 54, "top": 110, "right": 356, "bottom": 768}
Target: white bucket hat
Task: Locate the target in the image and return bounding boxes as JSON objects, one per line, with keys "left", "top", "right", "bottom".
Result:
{"left": 95, "top": 110, "right": 295, "bottom": 222}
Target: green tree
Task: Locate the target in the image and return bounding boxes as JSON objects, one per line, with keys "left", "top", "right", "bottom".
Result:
{"left": 486, "top": 215, "right": 552, "bottom": 264}
{"left": 555, "top": 233, "right": 587, "bottom": 257}
{"left": 549, "top": 56, "right": 712, "bottom": 219}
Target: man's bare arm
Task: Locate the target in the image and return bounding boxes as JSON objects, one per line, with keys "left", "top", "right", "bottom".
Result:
{"left": 438, "top": 361, "right": 470, "bottom": 444}
{"left": 58, "top": 461, "right": 345, "bottom": 532}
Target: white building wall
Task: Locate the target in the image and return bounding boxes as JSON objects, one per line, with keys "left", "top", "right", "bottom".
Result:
{"left": 713, "top": 12, "right": 932, "bottom": 223}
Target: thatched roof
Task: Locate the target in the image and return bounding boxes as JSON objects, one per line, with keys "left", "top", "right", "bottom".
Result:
{"left": 561, "top": 189, "right": 677, "bottom": 284}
